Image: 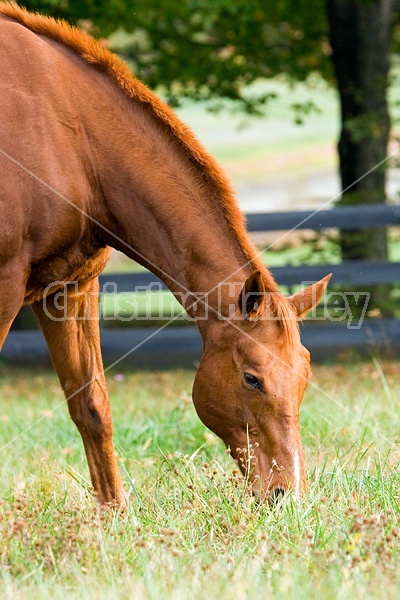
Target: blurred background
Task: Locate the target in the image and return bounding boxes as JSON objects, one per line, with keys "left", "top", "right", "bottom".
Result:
{"left": 10, "top": 1, "right": 400, "bottom": 352}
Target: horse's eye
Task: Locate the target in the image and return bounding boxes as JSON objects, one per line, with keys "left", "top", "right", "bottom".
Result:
{"left": 243, "top": 372, "right": 262, "bottom": 390}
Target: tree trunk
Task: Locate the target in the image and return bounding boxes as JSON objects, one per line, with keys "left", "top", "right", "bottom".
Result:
{"left": 327, "top": 0, "right": 394, "bottom": 313}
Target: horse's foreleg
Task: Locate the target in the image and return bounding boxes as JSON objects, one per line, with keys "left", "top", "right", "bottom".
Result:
{"left": 32, "top": 278, "right": 125, "bottom": 509}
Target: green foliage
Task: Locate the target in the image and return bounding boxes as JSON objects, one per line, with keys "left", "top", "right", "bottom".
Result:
{"left": 20, "top": 0, "right": 128, "bottom": 36}
{"left": 18, "top": 1, "right": 399, "bottom": 139}
{"left": 117, "top": 0, "right": 331, "bottom": 114}
{"left": 17, "top": 2, "right": 400, "bottom": 120}
{"left": 20, "top": 1, "right": 332, "bottom": 114}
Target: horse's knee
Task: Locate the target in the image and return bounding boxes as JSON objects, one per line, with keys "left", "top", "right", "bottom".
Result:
{"left": 87, "top": 403, "right": 113, "bottom": 441}
{"left": 68, "top": 395, "right": 113, "bottom": 442}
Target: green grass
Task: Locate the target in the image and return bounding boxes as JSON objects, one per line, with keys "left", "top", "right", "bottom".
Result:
{"left": 0, "top": 361, "right": 399, "bottom": 599}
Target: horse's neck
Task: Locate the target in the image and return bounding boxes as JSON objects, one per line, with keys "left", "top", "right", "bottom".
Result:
{"left": 91, "top": 94, "right": 256, "bottom": 320}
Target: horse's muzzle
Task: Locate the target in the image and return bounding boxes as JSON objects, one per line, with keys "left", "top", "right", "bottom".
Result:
{"left": 270, "top": 487, "right": 286, "bottom": 504}
{"left": 252, "top": 486, "right": 286, "bottom": 506}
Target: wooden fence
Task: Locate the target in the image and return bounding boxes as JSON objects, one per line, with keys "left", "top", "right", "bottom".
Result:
{"left": 3, "top": 203, "right": 400, "bottom": 366}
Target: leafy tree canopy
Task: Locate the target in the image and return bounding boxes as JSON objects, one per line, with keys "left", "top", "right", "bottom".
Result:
{"left": 21, "top": 1, "right": 332, "bottom": 114}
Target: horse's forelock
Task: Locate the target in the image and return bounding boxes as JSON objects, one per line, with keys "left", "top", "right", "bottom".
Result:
{"left": 268, "top": 290, "right": 299, "bottom": 348}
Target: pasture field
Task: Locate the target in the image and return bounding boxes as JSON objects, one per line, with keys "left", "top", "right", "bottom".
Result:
{"left": 0, "top": 360, "right": 399, "bottom": 599}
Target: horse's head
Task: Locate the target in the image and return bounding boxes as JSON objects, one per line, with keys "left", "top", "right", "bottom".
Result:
{"left": 192, "top": 271, "right": 331, "bottom": 503}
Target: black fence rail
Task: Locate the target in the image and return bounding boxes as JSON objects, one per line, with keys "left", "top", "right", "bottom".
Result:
{"left": 3, "top": 204, "right": 400, "bottom": 365}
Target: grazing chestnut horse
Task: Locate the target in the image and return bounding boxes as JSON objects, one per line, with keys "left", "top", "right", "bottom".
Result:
{"left": 0, "top": 3, "right": 330, "bottom": 506}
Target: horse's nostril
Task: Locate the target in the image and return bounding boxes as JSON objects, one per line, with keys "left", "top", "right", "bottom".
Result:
{"left": 271, "top": 487, "right": 285, "bottom": 504}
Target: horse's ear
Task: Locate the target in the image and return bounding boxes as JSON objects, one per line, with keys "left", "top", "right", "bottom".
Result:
{"left": 289, "top": 274, "right": 332, "bottom": 318}
{"left": 239, "top": 271, "right": 267, "bottom": 319}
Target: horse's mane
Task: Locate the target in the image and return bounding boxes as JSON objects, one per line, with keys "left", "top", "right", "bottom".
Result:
{"left": 0, "top": 1, "right": 298, "bottom": 343}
